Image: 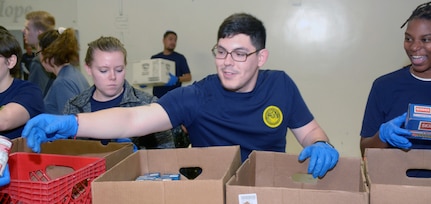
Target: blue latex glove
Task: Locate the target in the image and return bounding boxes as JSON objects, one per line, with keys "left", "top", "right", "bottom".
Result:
{"left": 0, "top": 164, "right": 10, "bottom": 187}
{"left": 114, "top": 138, "right": 138, "bottom": 152}
{"left": 165, "top": 73, "right": 178, "bottom": 86}
{"left": 379, "top": 113, "right": 412, "bottom": 149}
{"left": 298, "top": 141, "right": 339, "bottom": 178}
{"left": 22, "top": 114, "right": 78, "bottom": 153}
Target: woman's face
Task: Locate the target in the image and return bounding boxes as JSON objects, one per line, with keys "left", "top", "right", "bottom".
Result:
{"left": 404, "top": 18, "right": 431, "bottom": 78}
{"left": 85, "top": 49, "right": 126, "bottom": 101}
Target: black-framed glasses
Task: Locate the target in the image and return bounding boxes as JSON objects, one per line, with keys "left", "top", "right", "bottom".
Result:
{"left": 211, "top": 45, "right": 261, "bottom": 62}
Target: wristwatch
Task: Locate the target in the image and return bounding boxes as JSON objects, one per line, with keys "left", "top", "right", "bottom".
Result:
{"left": 314, "top": 140, "right": 334, "bottom": 148}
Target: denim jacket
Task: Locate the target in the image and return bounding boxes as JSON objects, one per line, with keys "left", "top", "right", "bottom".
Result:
{"left": 63, "top": 80, "right": 175, "bottom": 149}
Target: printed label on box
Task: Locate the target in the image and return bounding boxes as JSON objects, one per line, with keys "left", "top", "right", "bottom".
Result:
{"left": 238, "top": 193, "right": 258, "bottom": 204}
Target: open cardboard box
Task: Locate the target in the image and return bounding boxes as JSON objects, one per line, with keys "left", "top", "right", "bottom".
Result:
{"left": 91, "top": 145, "right": 241, "bottom": 204}
{"left": 11, "top": 138, "right": 134, "bottom": 170}
{"left": 226, "top": 150, "right": 369, "bottom": 204}
{"left": 365, "top": 148, "right": 431, "bottom": 204}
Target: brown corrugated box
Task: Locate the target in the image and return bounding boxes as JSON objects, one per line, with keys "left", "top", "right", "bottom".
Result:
{"left": 226, "top": 150, "right": 369, "bottom": 204}
{"left": 365, "top": 148, "right": 431, "bottom": 204}
{"left": 91, "top": 145, "right": 241, "bottom": 204}
{"left": 11, "top": 138, "right": 134, "bottom": 170}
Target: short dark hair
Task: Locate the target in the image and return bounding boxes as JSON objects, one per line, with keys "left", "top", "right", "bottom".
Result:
{"left": 163, "top": 30, "right": 177, "bottom": 39}
{"left": 217, "top": 13, "right": 266, "bottom": 50}
{"left": 401, "top": 1, "right": 431, "bottom": 28}
{"left": 0, "top": 31, "right": 22, "bottom": 73}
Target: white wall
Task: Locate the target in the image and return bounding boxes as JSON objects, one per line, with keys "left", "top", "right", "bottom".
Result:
{"left": 1, "top": 0, "right": 425, "bottom": 157}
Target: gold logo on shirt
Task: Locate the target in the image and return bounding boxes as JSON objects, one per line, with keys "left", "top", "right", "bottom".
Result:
{"left": 263, "top": 105, "right": 282, "bottom": 128}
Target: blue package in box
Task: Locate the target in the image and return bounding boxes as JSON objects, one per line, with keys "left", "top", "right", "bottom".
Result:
{"left": 405, "top": 103, "right": 431, "bottom": 140}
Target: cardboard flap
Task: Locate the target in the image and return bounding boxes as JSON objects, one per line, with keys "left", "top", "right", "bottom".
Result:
{"left": 246, "top": 151, "right": 361, "bottom": 191}
{"left": 226, "top": 151, "right": 368, "bottom": 204}
{"left": 365, "top": 148, "right": 431, "bottom": 185}
{"left": 11, "top": 138, "right": 134, "bottom": 170}
{"left": 142, "top": 145, "right": 240, "bottom": 180}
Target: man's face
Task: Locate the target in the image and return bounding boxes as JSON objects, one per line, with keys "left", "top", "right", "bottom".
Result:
{"left": 163, "top": 33, "right": 177, "bottom": 52}
{"left": 23, "top": 20, "right": 40, "bottom": 46}
{"left": 215, "top": 34, "right": 267, "bottom": 93}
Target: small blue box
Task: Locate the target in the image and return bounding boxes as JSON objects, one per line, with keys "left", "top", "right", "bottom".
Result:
{"left": 405, "top": 103, "right": 431, "bottom": 140}
{"left": 161, "top": 174, "right": 181, "bottom": 181}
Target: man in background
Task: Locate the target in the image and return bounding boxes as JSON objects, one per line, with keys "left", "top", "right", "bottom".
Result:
{"left": 151, "top": 30, "right": 192, "bottom": 147}
{"left": 22, "top": 10, "right": 56, "bottom": 96}
{"left": 151, "top": 30, "right": 192, "bottom": 98}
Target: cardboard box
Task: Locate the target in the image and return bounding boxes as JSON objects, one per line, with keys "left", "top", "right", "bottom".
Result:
{"left": 405, "top": 103, "right": 431, "bottom": 139}
{"left": 91, "top": 145, "right": 241, "bottom": 204}
{"left": 11, "top": 138, "right": 134, "bottom": 170}
{"left": 365, "top": 148, "right": 431, "bottom": 204}
{"left": 226, "top": 151, "right": 369, "bottom": 204}
{"left": 130, "top": 58, "right": 175, "bottom": 85}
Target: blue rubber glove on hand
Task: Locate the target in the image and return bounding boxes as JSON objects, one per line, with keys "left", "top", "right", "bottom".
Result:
{"left": 0, "top": 164, "right": 11, "bottom": 187}
{"left": 22, "top": 114, "right": 78, "bottom": 153}
{"left": 298, "top": 141, "right": 339, "bottom": 178}
{"left": 379, "top": 113, "right": 412, "bottom": 149}
{"left": 165, "top": 73, "right": 178, "bottom": 86}
{"left": 114, "top": 138, "right": 138, "bottom": 152}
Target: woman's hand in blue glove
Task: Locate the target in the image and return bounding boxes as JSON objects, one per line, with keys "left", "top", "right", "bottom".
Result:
{"left": 379, "top": 113, "right": 412, "bottom": 149}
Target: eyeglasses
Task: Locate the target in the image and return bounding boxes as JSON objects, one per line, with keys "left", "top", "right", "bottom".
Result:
{"left": 211, "top": 45, "right": 261, "bottom": 62}
{"left": 35, "top": 50, "right": 42, "bottom": 56}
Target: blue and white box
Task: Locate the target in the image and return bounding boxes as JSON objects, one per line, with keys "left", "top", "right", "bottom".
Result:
{"left": 405, "top": 103, "right": 431, "bottom": 140}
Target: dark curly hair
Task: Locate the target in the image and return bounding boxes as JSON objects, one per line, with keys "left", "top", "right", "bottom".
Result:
{"left": 401, "top": 2, "right": 431, "bottom": 28}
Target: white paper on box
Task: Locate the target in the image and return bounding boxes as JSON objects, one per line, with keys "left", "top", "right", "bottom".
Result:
{"left": 238, "top": 193, "right": 258, "bottom": 204}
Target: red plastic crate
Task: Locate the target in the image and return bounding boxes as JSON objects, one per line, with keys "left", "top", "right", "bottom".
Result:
{"left": 0, "top": 152, "right": 105, "bottom": 204}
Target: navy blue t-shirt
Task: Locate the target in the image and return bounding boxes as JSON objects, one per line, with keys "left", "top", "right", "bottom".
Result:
{"left": 361, "top": 66, "right": 431, "bottom": 148}
{"left": 158, "top": 70, "right": 313, "bottom": 161}
{"left": 0, "top": 79, "right": 44, "bottom": 139}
